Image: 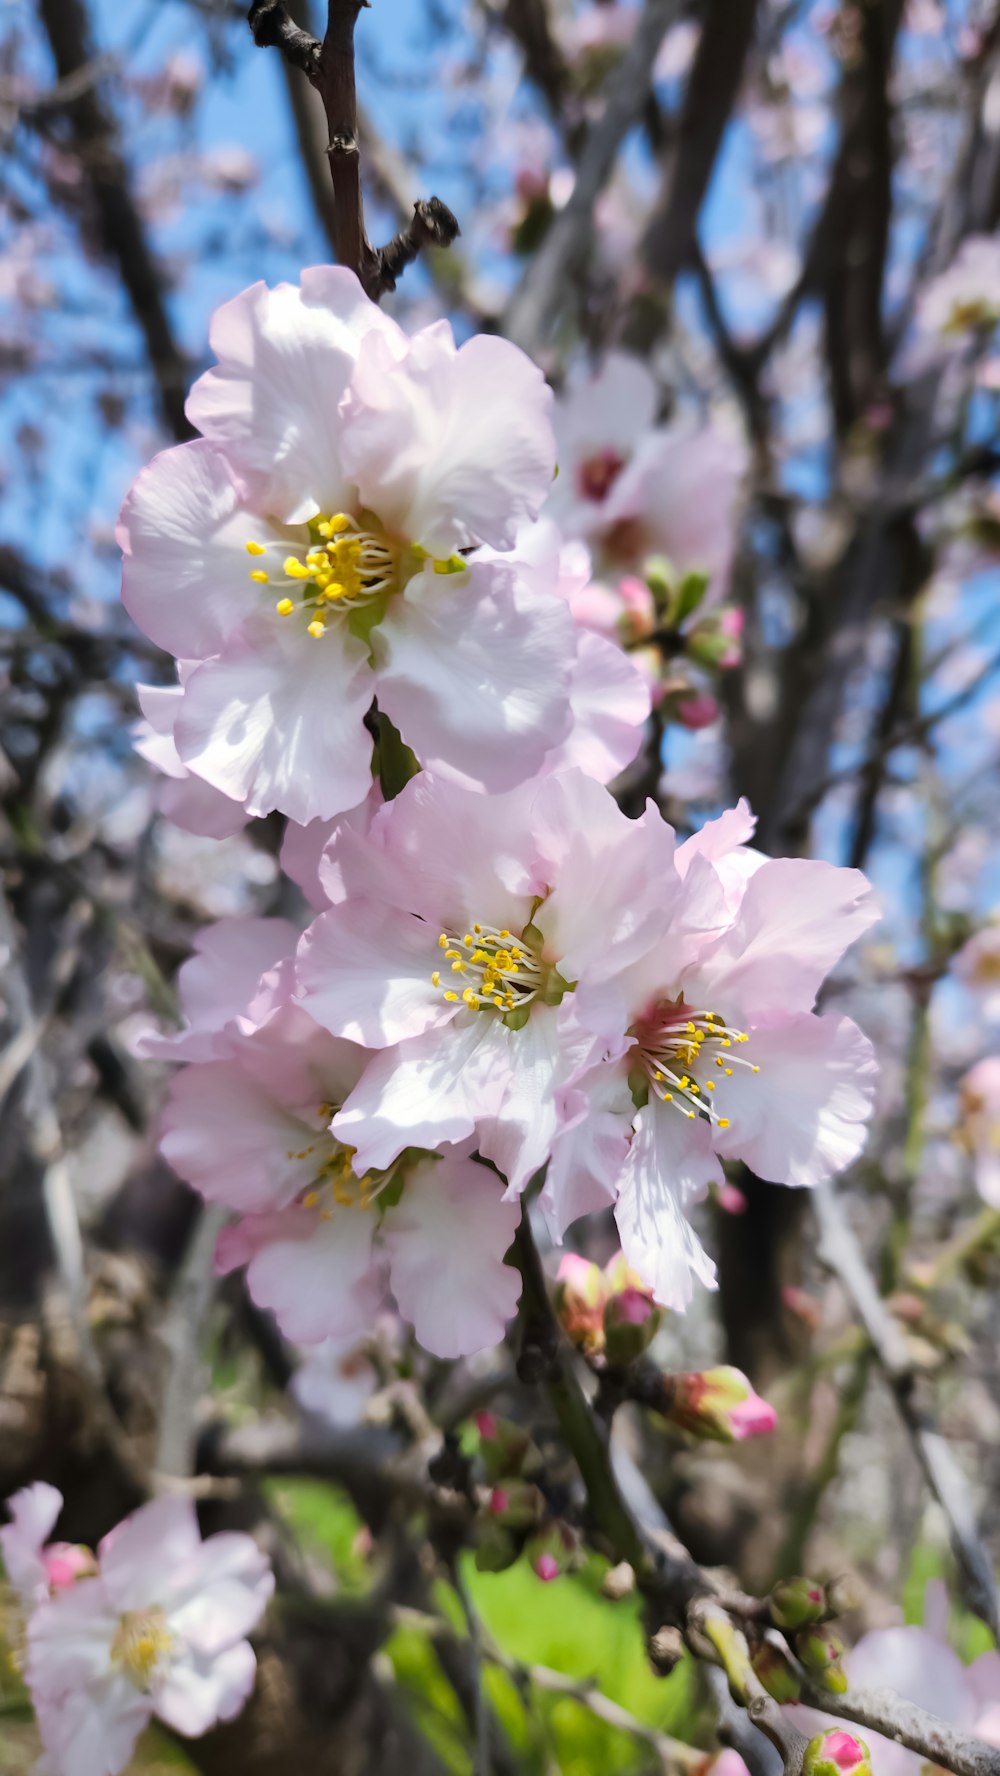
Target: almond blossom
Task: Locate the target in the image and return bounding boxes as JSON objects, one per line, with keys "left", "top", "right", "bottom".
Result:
{"left": 546, "top": 800, "right": 879, "bottom": 1307}
{"left": 546, "top": 349, "right": 747, "bottom": 598}
{"left": 119, "top": 266, "right": 577, "bottom": 825}
{"left": 23, "top": 1494, "right": 272, "bottom": 1776}
{"left": 294, "top": 767, "right": 680, "bottom": 1197}
{"left": 154, "top": 914, "right": 521, "bottom": 1356}
{"left": 959, "top": 1055, "right": 1000, "bottom": 1207}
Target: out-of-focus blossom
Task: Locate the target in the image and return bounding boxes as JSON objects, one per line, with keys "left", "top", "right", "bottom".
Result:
{"left": 959, "top": 1056, "right": 1000, "bottom": 1207}
{"left": 916, "top": 236, "right": 1000, "bottom": 338}
{"left": 954, "top": 926, "right": 1000, "bottom": 1018}
{"left": 1, "top": 1484, "right": 95, "bottom": 1610}
{"left": 24, "top": 1494, "right": 272, "bottom": 1776}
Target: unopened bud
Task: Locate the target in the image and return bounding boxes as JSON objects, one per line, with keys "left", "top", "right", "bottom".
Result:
{"left": 487, "top": 1481, "right": 545, "bottom": 1531}
{"left": 648, "top": 1624, "right": 686, "bottom": 1674}
{"left": 663, "top": 1367, "right": 778, "bottom": 1443}
{"left": 525, "top": 1521, "right": 576, "bottom": 1583}
{"left": 768, "top": 1576, "right": 828, "bottom": 1631}
{"left": 604, "top": 1286, "right": 661, "bottom": 1365}
{"left": 553, "top": 1253, "right": 609, "bottom": 1356}
{"left": 475, "top": 1413, "right": 540, "bottom": 1482}
{"left": 43, "top": 1543, "right": 97, "bottom": 1591}
{"left": 802, "top": 1731, "right": 871, "bottom": 1776}
{"left": 674, "top": 692, "right": 719, "bottom": 731}
{"left": 795, "top": 1623, "right": 849, "bottom": 1692}
{"left": 750, "top": 1638, "right": 801, "bottom": 1703}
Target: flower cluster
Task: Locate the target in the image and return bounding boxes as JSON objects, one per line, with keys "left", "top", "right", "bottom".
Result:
{"left": 1, "top": 1485, "right": 272, "bottom": 1776}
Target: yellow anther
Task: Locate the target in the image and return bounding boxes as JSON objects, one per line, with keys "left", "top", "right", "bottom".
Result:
{"left": 444, "top": 948, "right": 462, "bottom": 960}
{"left": 654, "top": 1070, "right": 664, "bottom": 1082}
{"left": 473, "top": 923, "right": 482, "bottom": 933}
{"left": 463, "top": 989, "right": 480, "bottom": 1006}
{"left": 725, "top": 1067, "right": 733, "bottom": 1076}
{"left": 327, "top": 514, "right": 351, "bottom": 534}
{"left": 664, "top": 1092, "right": 673, "bottom": 1102}
{"left": 276, "top": 597, "right": 295, "bottom": 616}
{"left": 499, "top": 930, "right": 510, "bottom": 939}
{"left": 438, "top": 933, "right": 449, "bottom": 948}
{"left": 250, "top": 568, "right": 269, "bottom": 583}
{"left": 687, "top": 1111, "right": 696, "bottom": 1120}
{"left": 302, "top": 1191, "right": 320, "bottom": 1209}
{"left": 687, "top": 1021, "right": 696, "bottom": 1034}
{"left": 451, "top": 960, "right": 465, "bottom": 973}
{"left": 444, "top": 990, "right": 459, "bottom": 1002}
{"left": 493, "top": 996, "right": 505, "bottom": 1008}
{"left": 705, "top": 1081, "right": 715, "bottom": 1091}
{"left": 307, "top": 619, "right": 326, "bottom": 638}
{"left": 246, "top": 540, "right": 266, "bottom": 556}
{"left": 751, "top": 1065, "right": 761, "bottom": 1074}
{"left": 718, "top": 1118, "right": 730, "bottom": 1129}
{"left": 431, "top": 971, "right": 441, "bottom": 988}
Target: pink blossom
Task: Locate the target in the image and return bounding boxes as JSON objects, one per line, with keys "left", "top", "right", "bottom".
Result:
{"left": 25, "top": 1495, "right": 272, "bottom": 1776}
{"left": 959, "top": 1056, "right": 1000, "bottom": 1207}
{"left": 954, "top": 926, "right": 1000, "bottom": 1018}
{"left": 547, "top": 805, "right": 879, "bottom": 1306}
{"left": 135, "top": 914, "right": 299, "bottom": 1063}
{"left": 120, "top": 268, "right": 576, "bottom": 825}
{"left": 546, "top": 353, "right": 746, "bottom": 598}
{"left": 295, "top": 767, "right": 678, "bottom": 1197}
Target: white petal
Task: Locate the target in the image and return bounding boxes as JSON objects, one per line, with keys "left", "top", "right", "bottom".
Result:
{"left": 174, "top": 617, "right": 375, "bottom": 825}
{"left": 374, "top": 561, "right": 574, "bottom": 793}
{"left": 614, "top": 1106, "right": 720, "bottom": 1309}
{"left": 119, "top": 440, "right": 284, "bottom": 658}
{"left": 384, "top": 1153, "right": 521, "bottom": 1356}
{"left": 333, "top": 1018, "right": 509, "bottom": 1173}
{"left": 186, "top": 266, "right": 405, "bottom": 523}
{"left": 296, "top": 901, "right": 447, "bottom": 1047}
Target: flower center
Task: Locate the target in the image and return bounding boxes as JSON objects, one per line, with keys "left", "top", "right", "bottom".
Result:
{"left": 246, "top": 513, "right": 399, "bottom": 638}
{"left": 577, "top": 448, "right": 625, "bottom": 503}
{"left": 291, "top": 1110, "right": 396, "bottom": 1214}
{"left": 633, "top": 1004, "right": 760, "bottom": 1131}
{"left": 431, "top": 921, "right": 556, "bottom": 1022}
{"left": 111, "top": 1608, "right": 172, "bottom": 1691}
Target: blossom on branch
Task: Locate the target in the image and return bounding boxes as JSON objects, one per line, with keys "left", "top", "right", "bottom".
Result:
{"left": 8, "top": 1491, "right": 272, "bottom": 1776}
{"left": 119, "top": 267, "right": 580, "bottom": 824}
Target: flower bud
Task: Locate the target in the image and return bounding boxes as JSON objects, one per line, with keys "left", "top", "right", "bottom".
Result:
{"left": 767, "top": 1576, "right": 828, "bottom": 1630}
{"left": 553, "top": 1253, "right": 609, "bottom": 1355}
{"left": 525, "top": 1522, "right": 576, "bottom": 1583}
{"left": 802, "top": 1731, "right": 871, "bottom": 1776}
{"left": 674, "top": 692, "right": 720, "bottom": 731}
{"left": 43, "top": 1543, "right": 98, "bottom": 1591}
{"left": 487, "top": 1481, "right": 545, "bottom": 1531}
{"left": 750, "top": 1639, "right": 802, "bottom": 1703}
{"left": 603, "top": 1286, "right": 661, "bottom": 1365}
{"left": 795, "top": 1623, "right": 849, "bottom": 1692}
{"left": 475, "top": 1413, "right": 540, "bottom": 1482}
{"left": 663, "top": 1367, "right": 778, "bottom": 1443}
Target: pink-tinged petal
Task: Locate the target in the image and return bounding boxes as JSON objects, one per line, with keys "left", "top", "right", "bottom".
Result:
{"left": 153, "top": 1640, "right": 258, "bottom": 1736}
{"left": 383, "top": 1153, "right": 521, "bottom": 1356}
{"left": 33, "top": 1669, "right": 151, "bottom": 1776}
{"left": 174, "top": 617, "right": 375, "bottom": 825}
{"left": 156, "top": 772, "right": 250, "bottom": 839}
{"left": 26, "top": 1577, "right": 118, "bottom": 1698}
{"left": 529, "top": 772, "right": 679, "bottom": 986}
{"left": 1, "top": 1481, "right": 63, "bottom": 1604}
{"left": 280, "top": 816, "right": 340, "bottom": 910}
{"left": 357, "top": 771, "right": 544, "bottom": 929}
{"left": 163, "top": 1535, "right": 273, "bottom": 1655}
{"left": 690, "top": 857, "right": 880, "bottom": 1019}
{"left": 133, "top": 684, "right": 188, "bottom": 778}
{"left": 342, "top": 326, "right": 556, "bottom": 554}
{"left": 675, "top": 800, "right": 766, "bottom": 917}
{"left": 710, "top": 1012, "right": 878, "bottom": 1187}
{"left": 232, "top": 1205, "right": 383, "bottom": 1344}
{"left": 160, "top": 1060, "right": 327, "bottom": 1211}
{"left": 296, "top": 902, "right": 448, "bottom": 1047}
{"left": 614, "top": 1106, "right": 720, "bottom": 1310}
{"left": 228, "top": 995, "right": 368, "bottom": 1108}
{"left": 374, "top": 560, "right": 574, "bottom": 792}
{"left": 604, "top": 422, "right": 746, "bottom": 594}
{"left": 98, "top": 1497, "right": 201, "bottom": 1613}
{"left": 119, "top": 440, "right": 276, "bottom": 659}
{"left": 542, "top": 629, "right": 650, "bottom": 784}
{"left": 541, "top": 1061, "right": 633, "bottom": 1240}
{"left": 476, "top": 1004, "right": 592, "bottom": 1196}
{"left": 186, "top": 266, "right": 405, "bottom": 523}
{"left": 137, "top": 915, "right": 298, "bottom": 1064}
{"left": 333, "top": 1017, "right": 509, "bottom": 1174}
{"left": 311, "top": 785, "right": 383, "bottom": 905}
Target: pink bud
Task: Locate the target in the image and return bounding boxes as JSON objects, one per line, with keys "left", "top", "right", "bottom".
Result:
{"left": 489, "top": 1488, "right": 509, "bottom": 1517}
{"left": 729, "top": 1395, "right": 778, "bottom": 1440}
{"left": 534, "top": 1553, "right": 560, "bottom": 1582}
{"left": 475, "top": 1410, "right": 498, "bottom": 1442}
{"left": 676, "top": 692, "right": 719, "bottom": 730}
{"left": 663, "top": 1366, "right": 778, "bottom": 1443}
{"left": 717, "top": 1183, "right": 748, "bottom": 1215}
{"left": 42, "top": 1543, "right": 96, "bottom": 1590}
{"left": 826, "top": 1734, "right": 866, "bottom": 1771}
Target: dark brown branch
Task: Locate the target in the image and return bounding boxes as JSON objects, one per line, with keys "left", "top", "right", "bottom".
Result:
{"left": 248, "top": 0, "right": 459, "bottom": 299}
{"left": 34, "top": 0, "right": 194, "bottom": 442}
